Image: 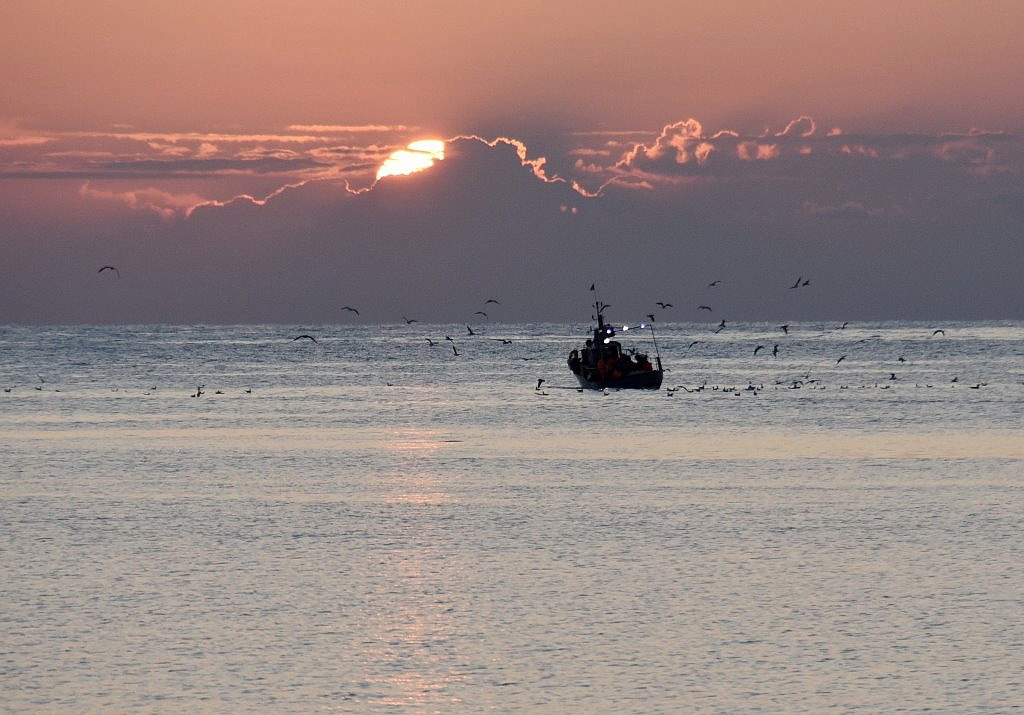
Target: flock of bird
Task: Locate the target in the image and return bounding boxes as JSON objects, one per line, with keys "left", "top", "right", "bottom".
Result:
{"left": 1, "top": 270, "right": 995, "bottom": 397}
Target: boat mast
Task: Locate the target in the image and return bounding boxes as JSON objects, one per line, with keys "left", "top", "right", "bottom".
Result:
{"left": 648, "top": 321, "right": 663, "bottom": 371}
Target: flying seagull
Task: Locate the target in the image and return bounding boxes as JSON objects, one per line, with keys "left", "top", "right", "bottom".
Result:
{"left": 656, "top": 302, "right": 673, "bottom": 309}
{"left": 932, "top": 329, "right": 946, "bottom": 337}
{"left": 98, "top": 265, "right": 120, "bottom": 278}
{"left": 707, "top": 280, "right": 721, "bottom": 287}
{"left": 474, "top": 311, "right": 488, "bottom": 318}
{"left": 714, "top": 320, "right": 726, "bottom": 334}
{"left": 698, "top": 305, "right": 713, "bottom": 312}
{"left": 291, "top": 334, "right": 318, "bottom": 343}
{"left": 754, "top": 345, "right": 766, "bottom": 355}
{"left": 836, "top": 354, "right": 847, "bottom": 365}
{"left": 686, "top": 340, "right": 701, "bottom": 350}
{"left": 403, "top": 316, "right": 418, "bottom": 324}
{"left": 451, "top": 345, "right": 460, "bottom": 356}
{"left": 341, "top": 306, "right": 360, "bottom": 316}
{"left": 772, "top": 344, "right": 779, "bottom": 357}
{"left": 425, "top": 338, "right": 436, "bottom": 346}
{"left": 779, "top": 324, "right": 789, "bottom": 334}
{"left": 789, "top": 276, "right": 802, "bottom": 289}
{"left": 485, "top": 298, "right": 500, "bottom": 304}
{"left": 536, "top": 378, "right": 546, "bottom": 390}
{"left": 466, "top": 325, "right": 476, "bottom": 336}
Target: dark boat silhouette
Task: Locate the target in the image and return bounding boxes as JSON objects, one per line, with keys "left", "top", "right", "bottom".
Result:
{"left": 567, "top": 304, "right": 664, "bottom": 390}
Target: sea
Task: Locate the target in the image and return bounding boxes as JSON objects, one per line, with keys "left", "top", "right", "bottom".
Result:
{"left": 1, "top": 321, "right": 1022, "bottom": 712}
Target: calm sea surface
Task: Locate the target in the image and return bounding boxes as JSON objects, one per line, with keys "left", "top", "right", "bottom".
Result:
{"left": 2, "top": 321, "right": 1022, "bottom": 712}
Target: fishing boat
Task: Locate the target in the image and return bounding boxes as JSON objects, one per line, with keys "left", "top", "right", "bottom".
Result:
{"left": 567, "top": 302, "right": 664, "bottom": 390}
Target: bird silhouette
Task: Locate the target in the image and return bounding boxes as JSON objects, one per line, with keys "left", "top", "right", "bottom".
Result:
{"left": 789, "top": 276, "right": 802, "bottom": 289}
{"left": 341, "top": 306, "right": 360, "bottom": 316}
{"left": 466, "top": 325, "right": 476, "bottom": 336}
{"left": 485, "top": 298, "right": 500, "bottom": 304}
{"left": 403, "top": 316, "right": 418, "bottom": 324}
{"left": 802, "top": 279, "right": 810, "bottom": 287}
{"left": 714, "top": 320, "right": 726, "bottom": 334}
{"left": 932, "top": 329, "right": 946, "bottom": 337}
{"left": 646, "top": 314, "right": 655, "bottom": 321}
{"left": 291, "top": 334, "right": 318, "bottom": 343}
{"left": 452, "top": 345, "right": 460, "bottom": 356}
{"left": 772, "top": 344, "right": 779, "bottom": 357}
{"left": 474, "top": 311, "right": 488, "bottom": 318}
{"left": 686, "top": 340, "right": 701, "bottom": 350}
{"left": 536, "top": 378, "right": 546, "bottom": 390}
{"left": 656, "top": 302, "right": 672, "bottom": 309}
{"left": 698, "top": 305, "right": 713, "bottom": 312}
{"left": 754, "top": 345, "right": 766, "bottom": 355}
{"left": 836, "top": 355, "right": 847, "bottom": 365}
{"left": 707, "top": 280, "right": 721, "bottom": 287}
{"left": 444, "top": 335, "right": 454, "bottom": 342}
{"left": 98, "top": 265, "right": 120, "bottom": 278}
{"left": 779, "top": 324, "right": 789, "bottom": 334}
{"left": 425, "top": 338, "right": 436, "bottom": 346}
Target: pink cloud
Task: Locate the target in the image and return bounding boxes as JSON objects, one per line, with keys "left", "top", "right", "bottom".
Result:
{"left": 78, "top": 182, "right": 214, "bottom": 220}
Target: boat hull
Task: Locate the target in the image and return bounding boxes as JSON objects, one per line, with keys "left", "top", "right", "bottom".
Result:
{"left": 572, "top": 369, "right": 664, "bottom": 390}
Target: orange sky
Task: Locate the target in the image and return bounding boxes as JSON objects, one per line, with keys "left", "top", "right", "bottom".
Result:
{"left": 4, "top": 1, "right": 1023, "bottom": 133}
{"left": 2, "top": 1, "right": 1023, "bottom": 323}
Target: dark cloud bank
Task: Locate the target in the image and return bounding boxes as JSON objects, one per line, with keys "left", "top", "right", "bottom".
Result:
{"left": 3, "top": 128, "right": 1023, "bottom": 324}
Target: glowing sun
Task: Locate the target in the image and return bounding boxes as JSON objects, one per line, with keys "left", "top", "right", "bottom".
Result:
{"left": 376, "top": 139, "right": 445, "bottom": 180}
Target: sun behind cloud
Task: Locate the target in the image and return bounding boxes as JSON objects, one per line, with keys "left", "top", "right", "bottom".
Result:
{"left": 376, "top": 139, "right": 445, "bottom": 180}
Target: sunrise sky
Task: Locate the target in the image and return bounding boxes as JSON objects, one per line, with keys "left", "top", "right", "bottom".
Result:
{"left": 2, "top": 0, "right": 1023, "bottom": 323}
